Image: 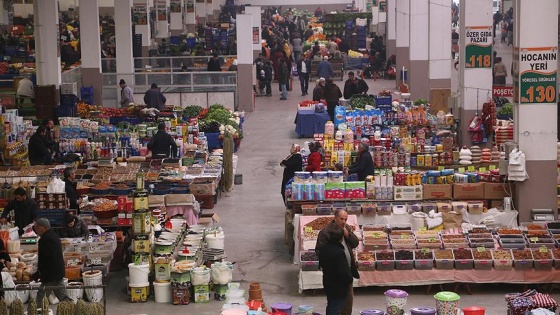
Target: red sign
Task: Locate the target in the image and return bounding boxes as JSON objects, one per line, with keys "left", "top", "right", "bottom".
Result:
{"left": 493, "top": 85, "right": 514, "bottom": 98}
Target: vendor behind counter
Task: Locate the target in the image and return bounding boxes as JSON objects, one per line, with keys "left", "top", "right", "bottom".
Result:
{"left": 147, "top": 122, "right": 178, "bottom": 158}
{"left": 0, "top": 187, "right": 39, "bottom": 236}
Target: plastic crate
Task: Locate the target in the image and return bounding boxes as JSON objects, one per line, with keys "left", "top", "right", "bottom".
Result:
{"left": 63, "top": 242, "right": 89, "bottom": 254}
{"left": 362, "top": 204, "right": 377, "bottom": 216}
{"left": 86, "top": 250, "right": 114, "bottom": 266}
{"left": 332, "top": 202, "right": 346, "bottom": 213}
{"left": 300, "top": 250, "right": 319, "bottom": 271}
{"left": 346, "top": 202, "right": 361, "bottom": 215}
{"left": 357, "top": 260, "right": 375, "bottom": 271}
{"left": 301, "top": 204, "right": 317, "bottom": 216}
{"left": 375, "top": 251, "right": 395, "bottom": 271}
{"left": 534, "top": 259, "right": 553, "bottom": 271}
{"left": 89, "top": 241, "right": 117, "bottom": 253}
{"left": 513, "top": 259, "right": 533, "bottom": 270}
{"left": 317, "top": 204, "right": 332, "bottom": 215}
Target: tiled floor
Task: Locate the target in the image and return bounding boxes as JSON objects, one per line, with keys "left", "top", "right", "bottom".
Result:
{"left": 103, "top": 39, "right": 560, "bottom": 315}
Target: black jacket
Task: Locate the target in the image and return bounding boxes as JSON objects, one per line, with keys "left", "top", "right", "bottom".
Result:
{"left": 312, "top": 85, "right": 324, "bottom": 101}
{"left": 64, "top": 178, "right": 79, "bottom": 210}
{"left": 349, "top": 150, "right": 375, "bottom": 181}
{"left": 61, "top": 216, "right": 89, "bottom": 238}
{"left": 143, "top": 88, "right": 166, "bottom": 110}
{"left": 343, "top": 79, "right": 359, "bottom": 100}
{"left": 28, "top": 133, "right": 48, "bottom": 165}
{"left": 207, "top": 58, "right": 222, "bottom": 71}
{"left": 280, "top": 153, "right": 303, "bottom": 194}
{"left": 323, "top": 82, "right": 342, "bottom": 103}
{"left": 278, "top": 63, "right": 289, "bottom": 85}
{"left": 37, "top": 228, "right": 65, "bottom": 282}
{"left": 147, "top": 130, "right": 178, "bottom": 158}
{"left": 318, "top": 240, "right": 353, "bottom": 299}
{"left": 316, "top": 220, "right": 360, "bottom": 279}
{"left": 297, "top": 58, "right": 311, "bottom": 75}
{"left": 1, "top": 196, "right": 38, "bottom": 235}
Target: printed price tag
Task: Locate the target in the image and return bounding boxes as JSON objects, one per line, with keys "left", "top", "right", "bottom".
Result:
{"left": 479, "top": 167, "right": 487, "bottom": 173}
{"left": 89, "top": 245, "right": 97, "bottom": 252}
{"left": 489, "top": 165, "right": 497, "bottom": 171}
{"left": 530, "top": 237, "right": 539, "bottom": 243}
{"left": 477, "top": 247, "right": 486, "bottom": 252}
{"left": 438, "top": 166, "right": 445, "bottom": 171}
{"left": 458, "top": 167, "right": 466, "bottom": 173}
{"left": 539, "top": 246, "right": 548, "bottom": 253}
{"left": 90, "top": 257, "right": 102, "bottom": 265}
{"left": 467, "top": 166, "right": 475, "bottom": 171}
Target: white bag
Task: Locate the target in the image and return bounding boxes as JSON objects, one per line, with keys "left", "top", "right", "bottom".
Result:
{"left": 210, "top": 262, "right": 233, "bottom": 285}
{"left": 2, "top": 271, "right": 17, "bottom": 306}
{"left": 46, "top": 178, "right": 66, "bottom": 194}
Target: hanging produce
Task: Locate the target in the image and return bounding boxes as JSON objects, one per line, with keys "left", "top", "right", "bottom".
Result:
{"left": 10, "top": 298, "right": 23, "bottom": 315}
{"left": 223, "top": 131, "right": 234, "bottom": 193}
{"left": 26, "top": 298, "right": 37, "bottom": 315}
{"left": 55, "top": 300, "right": 75, "bottom": 315}
{"left": 0, "top": 298, "right": 6, "bottom": 315}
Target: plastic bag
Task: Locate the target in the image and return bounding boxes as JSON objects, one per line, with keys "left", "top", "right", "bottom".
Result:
{"left": 2, "top": 271, "right": 16, "bottom": 306}
{"left": 46, "top": 178, "right": 66, "bottom": 194}
{"left": 334, "top": 106, "right": 346, "bottom": 127}
{"left": 210, "top": 262, "right": 233, "bottom": 285}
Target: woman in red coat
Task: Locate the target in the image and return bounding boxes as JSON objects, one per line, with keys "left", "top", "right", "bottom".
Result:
{"left": 305, "top": 142, "right": 323, "bottom": 172}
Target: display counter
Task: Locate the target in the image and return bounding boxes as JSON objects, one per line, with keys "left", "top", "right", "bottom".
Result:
{"left": 294, "top": 109, "right": 331, "bottom": 138}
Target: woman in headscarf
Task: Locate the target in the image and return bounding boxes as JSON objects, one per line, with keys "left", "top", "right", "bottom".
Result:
{"left": 280, "top": 144, "right": 303, "bottom": 203}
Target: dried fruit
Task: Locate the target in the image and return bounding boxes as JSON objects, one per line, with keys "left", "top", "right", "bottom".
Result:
{"left": 395, "top": 250, "right": 413, "bottom": 260}
{"left": 473, "top": 250, "right": 492, "bottom": 260}
{"left": 376, "top": 251, "right": 394, "bottom": 260}
{"left": 453, "top": 248, "right": 473, "bottom": 260}
{"left": 415, "top": 250, "right": 433, "bottom": 260}
{"left": 434, "top": 249, "right": 453, "bottom": 259}
{"left": 512, "top": 249, "right": 533, "bottom": 260}
{"left": 492, "top": 250, "right": 512, "bottom": 260}
{"left": 301, "top": 251, "right": 319, "bottom": 261}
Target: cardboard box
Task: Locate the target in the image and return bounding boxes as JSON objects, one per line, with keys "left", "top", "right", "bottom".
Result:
{"left": 194, "top": 285, "right": 210, "bottom": 303}
{"left": 394, "top": 185, "right": 423, "bottom": 201}
{"left": 422, "top": 184, "right": 453, "bottom": 200}
{"left": 484, "top": 183, "right": 512, "bottom": 200}
{"left": 467, "top": 201, "right": 484, "bottom": 214}
{"left": 199, "top": 213, "right": 220, "bottom": 226}
{"left": 190, "top": 181, "right": 217, "bottom": 195}
{"left": 453, "top": 183, "right": 485, "bottom": 200}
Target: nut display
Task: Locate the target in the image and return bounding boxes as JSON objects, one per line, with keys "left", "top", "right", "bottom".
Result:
{"left": 304, "top": 217, "right": 332, "bottom": 230}
{"left": 512, "top": 249, "right": 533, "bottom": 260}
{"left": 395, "top": 250, "right": 413, "bottom": 260}
{"left": 301, "top": 251, "right": 319, "bottom": 261}
{"left": 442, "top": 234, "right": 466, "bottom": 239}
{"left": 363, "top": 226, "right": 386, "bottom": 232}
{"left": 357, "top": 252, "right": 375, "bottom": 261}
{"left": 414, "top": 250, "right": 433, "bottom": 260}
{"left": 525, "top": 224, "right": 546, "bottom": 230}
{"left": 498, "top": 228, "right": 522, "bottom": 235}
{"left": 469, "top": 228, "right": 489, "bottom": 234}
{"left": 453, "top": 248, "right": 473, "bottom": 260}
{"left": 472, "top": 250, "right": 492, "bottom": 260}
{"left": 375, "top": 251, "right": 394, "bottom": 260}
{"left": 531, "top": 249, "right": 552, "bottom": 260}
{"left": 551, "top": 248, "right": 560, "bottom": 259}
{"left": 434, "top": 249, "right": 453, "bottom": 259}
{"left": 492, "top": 250, "right": 512, "bottom": 260}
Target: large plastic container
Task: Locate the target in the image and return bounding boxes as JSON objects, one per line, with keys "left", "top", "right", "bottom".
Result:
{"left": 271, "top": 302, "right": 293, "bottom": 315}
{"left": 385, "top": 289, "right": 408, "bottom": 315}
{"left": 462, "top": 306, "right": 486, "bottom": 315}
{"left": 434, "top": 291, "right": 460, "bottom": 315}
{"left": 410, "top": 307, "right": 437, "bottom": 315}
{"left": 154, "top": 281, "right": 172, "bottom": 303}
{"left": 128, "top": 263, "right": 150, "bottom": 286}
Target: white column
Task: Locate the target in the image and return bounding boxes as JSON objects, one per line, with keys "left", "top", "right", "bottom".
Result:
{"left": 0, "top": 1, "right": 9, "bottom": 25}
{"left": 245, "top": 6, "right": 262, "bottom": 59}
{"left": 408, "top": 0, "right": 428, "bottom": 100}
{"left": 170, "top": 0, "right": 183, "bottom": 36}
{"left": 512, "top": 0, "right": 558, "bottom": 221}
{"left": 428, "top": 0, "right": 451, "bottom": 93}
{"left": 205, "top": 0, "right": 214, "bottom": 21}
{"left": 236, "top": 14, "right": 255, "bottom": 112}
{"left": 395, "top": 0, "right": 409, "bottom": 88}
{"left": 184, "top": 0, "right": 196, "bottom": 33}
{"left": 79, "top": 0, "right": 103, "bottom": 105}
{"left": 155, "top": 0, "right": 169, "bottom": 39}
{"left": 459, "top": 0, "right": 493, "bottom": 146}
{"left": 133, "top": 0, "right": 152, "bottom": 56}
{"left": 34, "top": 0, "right": 61, "bottom": 86}
{"left": 386, "top": 0, "right": 396, "bottom": 57}
{"left": 371, "top": 4, "right": 379, "bottom": 35}
{"left": 115, "top": 0, "right": 135, "bottom": 91}
{"left": 196, "top": 0, "right": 207, "bottom": 25}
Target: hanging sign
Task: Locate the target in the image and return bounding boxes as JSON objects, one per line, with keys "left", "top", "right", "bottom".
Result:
{"left": 157, "top": 0, "right": 168, "bottom": 21}
{"left": 464, "top": 26, "right": 493, "bottom": 69}
{"left": 492, "top": 85, "right": 514, "bottom": 98}
{"left": 132, "top": 4, "right": 148, "bottom": 25}
{"left": 379, "top": 1, "right": 386, "bottom": 12}
{"left": 170, "top": 0, "right": 182, "bottom": 13}
{"left": 517, "top": 47, "right": 557, "bottom": 104}
{"left": 186, "top": 0, "right": 195, "bottom": 13}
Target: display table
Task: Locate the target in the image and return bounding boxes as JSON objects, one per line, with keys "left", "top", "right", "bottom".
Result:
{"left": 298, "top": 269, "right": 560, "bottom": 292}
{"left": 294, "top": 109, "right": 330, "bottom": 138}
{"left": 165, "top": 205, "right": 199, "bottom": 226}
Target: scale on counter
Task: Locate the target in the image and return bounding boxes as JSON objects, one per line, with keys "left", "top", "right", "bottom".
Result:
{"left": 97, "top": 157, "right": 114, "bottom": 167}
{"left": 20, "top": 237, "right": 38, "bottom": 251}
{"left": 532, "top": 209, "right": 555, "bottom": 221}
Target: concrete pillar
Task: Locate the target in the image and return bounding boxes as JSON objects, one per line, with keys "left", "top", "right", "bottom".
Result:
{"left": 408, "top": 0, "right": 428, "bottom": 100}
{"left": 155, "top": 0, "right": 169, "bottom": 39}
{"left": 386, "top": 0, "right": 396, "bottom": 58}
{"left": 0, "top": 1, "right": 10, "bottom": 25}
{"left": 458, "top": 0, "right": 493, "bottom": 147}
{"left": 395, "top": 0, "right": 409, "bottom": 88}
{"left": 185, "top": 0, "right": 196, "bottom": 34}
{"left": 79, "top": 0, "right": 103, "bottom": 105}
{"left": 428, "top": 0, "right": 451, "bottom": 92}
{"left": 206, "top": 0, "right": 214, "bottom": 22}
{"left": 34, "top": 0, "right": 61, "bottom": 86}
{"left": 170, "top": 0, "right": 183, "bottom": 36}
{"left": 371, "top": 4, "right": 379, "bottom": 35}
{"left": 244, "top": 6, "right": 262, "bottom": 60}
{"left": 236, "top": 14, "right": 255, "bottom": 112}
{"left": 133, "top": 0, "right": 152, "bottom": 57}
{"left": 115, "top": 0, "right": 135, "bottom": 99}
{"left": 512, "top": 0, "right": 558, "bottom": 220}
{"left": 196, "top": 0, "right": 207, "bottom": 26}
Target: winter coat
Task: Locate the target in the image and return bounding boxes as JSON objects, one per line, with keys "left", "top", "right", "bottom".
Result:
{"left": 38, "top": 229, "right": 65, "bottom": 282}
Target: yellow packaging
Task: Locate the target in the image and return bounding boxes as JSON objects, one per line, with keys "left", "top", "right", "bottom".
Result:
{"left": 414, "top": 174, "right": 422, "bottom": 185}
{"left": 446, "top": 175, "right": 454, "bottom": 184}
{"left": 132, "top": 212, "right": 151, "bottom": 235}
{"left": 131, "top": 285, "right": 148, "bottom": 302}
{"left": 405, "top": 174, "right": 412, "bottom": 186}
{"left": 417, "top": 155, "right": 425, "bottom": 166}
{"left": 436, "top": 176, "right": 445, "bottom": 184}
{"left": 425, "top": 155, "right": 432, "bottom": 167}
{"left": 344, "top": 142, "right": 354, "bottom": 151}
{"left": 154, "top": 257, "right": 171, "bottom": 281}
{"left": 344, "top": 151, "right": 351, "bottom": 167}
{"left": 170, "top": 118, "right": 178, "bottom": 128}
{"left": 134, "top": 196, "right": 149, "bottom": 211}
{"left": 436, "top": 144, "right": 443, "bottom": 152}
{"left": 331, "top": 151, "right": 338, "bottom": 166}
{"left": 133, "top": 235, "right": 150, "bottom": 253}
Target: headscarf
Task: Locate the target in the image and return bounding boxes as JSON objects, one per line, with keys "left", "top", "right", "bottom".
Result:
{"left": 290, "top": 144, "right": 301, "bottom": 154}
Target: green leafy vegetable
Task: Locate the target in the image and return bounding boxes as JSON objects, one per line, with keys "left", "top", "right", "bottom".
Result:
{"left": 183, "top": 105, "right": 203, "bottom": 118}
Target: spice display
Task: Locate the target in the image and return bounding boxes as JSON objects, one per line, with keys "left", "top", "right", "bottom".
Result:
{"left": 525, "top": 223, "right": 546, "bottom": 230}
{"left": 453, "top": 248, "right": 473, "bottom": 260}
{"left": 442, "top": 234, "right": 465, "bottom": 239}
{"left": 434, "top": 249, "right": 453, "bottom": 259}
{"left": 26, "top": 299, "right": 37, "bottom": 315}
{"left": 363, "top": 226, "right": 386, "bottom": 232}
{"left": 472, "top": 249, "right": 492, "bottom": 260}
{"left": 376, "top": 251, "right": 394, "bottom": 260}
{"left": 9, "top": 299, "right": 23, "bottom": 315}
{"left": 55, "top": 301, "right": 75, "bottom": 315}
{"left": 551, "top": 248, "right": 560, "bottom": 259}
{"left": 532, "top": 249, "right": 552, "bottom": 260}
{"left": 301, "top": 251, "right": 319, "bottom": 261}
{"left": 114, "top": 183, "right": 131, "bottom": 190}
{"left": 303, "top": 217, "right": 332, "bottom": 230}
{"left": 498, "top": 228, "right": 522, "bottom": 235}
{"left": 468, "top": 228, "right": 489, "bottom": 234}
{"left": 415, "top": 250, "right": 433, "bottom": 260}
{"left": 357, "top": 252, "right": 375, "bottom": 261}
{"left": 0, "top": 298, "right": 6, "bottom": 315}
{"left": 363, "top": 231, "right": 388, "bottom": 238}
{"left": 468, "top": 233, "right": 493, "bottom": 239}
{"left": 512, "top": 249, "right": 533, "bottom": 260}
{"left": 493, "top": 250, "right": 512, "bottom": 260}
{"left": 395, "top": 250, "right": 413, "bottom": 260}
{"left": 92, "top": 182, "right": 112, "bottom": 190}
{"left": 525, "top": 230, "right": 549, "bottom": 236}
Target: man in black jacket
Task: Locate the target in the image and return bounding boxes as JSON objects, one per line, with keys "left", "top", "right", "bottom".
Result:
{"left": 143, "top": 83, "right": 166, "bottom": 110}
{"left": 297, "top": 54, "right": 311, "bottom": 96}
{"left": 317, "top": 225, "right": 354, "bottom": 315}
{"left": 347, "top": 142, "right": 375, "bottom": 181}
{"left": 28, "top": 125, "right": 49, "bottom": 165}
{"left": 147, "top": 123, "right": 178, "bottom": 158}
{"left": 0, "top": 188, "right": 38, "bottom": 235}
{"left": 315, "top": 209, "right": 359, "bottom": 315}
{"left": 63, "top": 167, "right": 80, "bottom": 211}
{"left": 34, "top": 218, "right": 70, "bottom": 304}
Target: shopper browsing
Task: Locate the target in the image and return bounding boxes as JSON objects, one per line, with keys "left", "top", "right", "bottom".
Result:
{"left": 16, "top": 75, "right": 34, "bottom": 105}
{"left": 345, "top": 142, "right": 375, "bottom": 181}
{"left": 312, "top": 78, "right": 326, "bottom": 101}
{"left": 147, "top": 122, "right": 178, "bottom": 158}
{"left": 0, "top": 241, "right": 12, "bottom": 270}
{"left": 33, "top": 218, "right": 71, "bottom": 305}
{"left": 324, "top": 78, "right": 343, "bottom": 122}
{"left": 305, "top": 142, "right": 323, "bottom": 173}
{"left": 280, "top": 144, "right": 303, "bottom": 203}
{"left": 143, "top": 83, "right": 166, "bottom": 111}
{"left": 61, "top": 214, "right": 89, "bottom": 238}
{"left": 315, "top": 209, "right": 359, "bottom": 315}
{"left": 119, "top": 79, "right": 134, "bottom": 107}
{"left": 297, "top": 53, "right": 311, "bottom": 96}
{"left": 28, "top": 125, "right": 50, "bottom": 166}
{"left": 0, "top": 188, "right": 39, "bottom": 236}
{"left": 317, "top": 56, "right": 334, "bottom": 81}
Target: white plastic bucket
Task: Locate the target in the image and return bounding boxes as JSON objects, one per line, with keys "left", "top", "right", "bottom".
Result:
{"left": 66, "top": 282, "right": 83, "bottom": 303}
{"left": 128, "top": 263, "right": 150, "bottom": 286}
{"left": 15, "top": 284, "right": 29, "bottom": 303}
{"left": 83, "top": 270, "right": 103, "bottom": 302}
{"left": 29, "top": 281, "right": 41, "bottom": 300}
{"left": 191, "top": 267, "right": 211, "bottom": 285}
{"left": 153, "top": 281, "right": 172, "bottom": 303}
{"left": 205, "top": 233, "right": 225, "bottom": 249}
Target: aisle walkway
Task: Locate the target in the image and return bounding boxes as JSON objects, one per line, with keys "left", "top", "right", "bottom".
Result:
{"left": 107, "top": 50, "right": 560, "bottom": 315}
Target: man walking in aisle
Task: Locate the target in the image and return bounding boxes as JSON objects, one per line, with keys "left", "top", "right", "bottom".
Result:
{"left": 315, "top": 210, "right": 359, "bottom": 315}
{"left": 278, "top": 59, "right": 289, "bottom": 100}
{"left": 297, "top": 53, "right": 311, "bottom": 96}
{"left": 119, "top": 79, "right": 134, "bottom": 106}
{"left": 317, "top": 56, "right": 334, "bottom": 81}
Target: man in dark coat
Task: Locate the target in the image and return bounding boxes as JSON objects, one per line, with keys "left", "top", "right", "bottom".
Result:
{"left": 278, "top": 59, "right": 289, "bottom": 100}
{"left": 143, "top": 83, "right": 166, "bottom": 110}
{"left": 323, "top": 78, "right": 342, "bottom": 122}
{"left": 316, "top": 209, "right": 359, "bottom": 315}
{"left": 63, "top": 167, "right": 80, "bottom": 211}
{"left": 280, "top": 144, "right": 303, "bottom": 203}
{"left": 207, "top": 53, "right": 222, "bottom": 71}
{"left": 317, "top": 224, "right": 354, "bottom": 315}
{"left": 297, "top": 54, "right": 311, "bottom": 96}
{"left": 147, "top": 123, "right": 178, "bottom": 158}
{"left": 61, "top": 214, "right": 89, "bottom": 238}
{"left": 34, "top": 218, "right": 70, "bottom": 304}
{"left": 347, "top": 142, "right": 375, "bottom": 181}
{"left": 28, "top": 125, "right": 49, "bottom": 165}
{"left": 0, "top": 188, "right": 38, "bottom": 235}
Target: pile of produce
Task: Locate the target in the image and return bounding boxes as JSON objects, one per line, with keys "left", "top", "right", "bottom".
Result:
{"left": 298, "top": 100, "right": 319, "bottom": 108}
{"left": 349, "top": 94, "right": 376, "bottom": 109}
{"left": 199, "top": 104, "right": 244, "bottom": 139}
{"left": 183, "top": 105, "right": 204, "bottom": 118}
{"left": 497, "top": 103, "right": 513, "bottom": 117}
{"left": 347, "top": 50, "right": 364, "bottom": 58}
